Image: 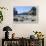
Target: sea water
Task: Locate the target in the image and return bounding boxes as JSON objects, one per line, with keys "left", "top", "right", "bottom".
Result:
{"left": 14, "top": 15, "right": 37, "bottom": 23}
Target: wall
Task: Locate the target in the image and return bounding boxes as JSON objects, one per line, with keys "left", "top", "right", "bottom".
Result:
{"left": 0, "top": 0, "right": 46, "bottom": 46}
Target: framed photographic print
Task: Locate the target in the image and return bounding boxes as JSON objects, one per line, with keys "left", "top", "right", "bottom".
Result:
{"left": 13, "top": 6, "right": 38, "bottom": 23}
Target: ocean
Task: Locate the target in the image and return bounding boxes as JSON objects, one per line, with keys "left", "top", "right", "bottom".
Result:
{"left": 13, "top": 15, "right": 38, "bottom": 23}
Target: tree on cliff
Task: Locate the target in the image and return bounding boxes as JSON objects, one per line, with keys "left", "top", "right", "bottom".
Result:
{"left": 13, "top": 8, "right": 18, "bottom": 16}
{"left": 31, "top": 7, "right": 36, "bottom": 16}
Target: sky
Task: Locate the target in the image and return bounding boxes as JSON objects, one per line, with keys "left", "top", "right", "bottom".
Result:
{"left": 14, "top": 6, "right": 32, "bottom": 13}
